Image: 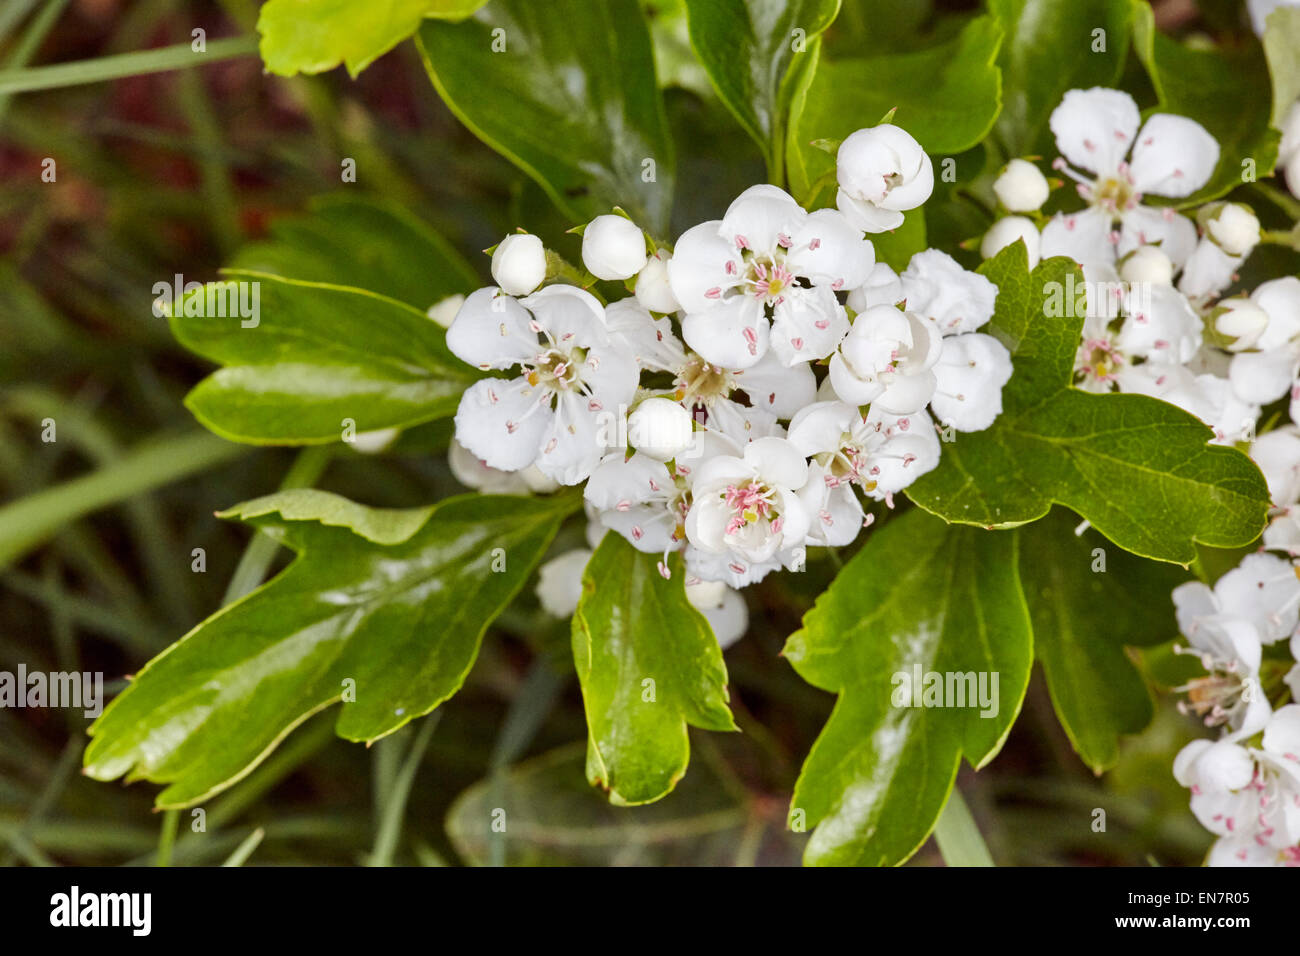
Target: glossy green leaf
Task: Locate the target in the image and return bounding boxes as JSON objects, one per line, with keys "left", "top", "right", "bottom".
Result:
{"left": 787, "top": 14, "right": 1002, "bottom": 205}
{"left": 171, "top": 272, "right": 477, "bottom": 445}
{"left": 1262, "top": 5, "right": 1300, "bottom": 129}
{"left": 905, "top": 245, "right": 1269, "bottom": 564}
{"left": 84, "top": 491, "right": 573, "bottom": 808}
{"left": 571, "top": 534, "right": 737, "bottom": 807}
{"left": 784, "top": 508, "right": 1032, "bottom": 866}
{"left": 219, "top": 489, "right": 435, "bottom": 544}
{"left": 417, "top": 0, "right": 676, "bottom": 235}
{"left": 682, "top": 0, "right": 841, "bottom": 175}
{"left": 228, "top": 194, "right": 479, "bottom": 310}
{"left": 990, "top": 0, "right": 1132, "bottom": 157}
{"left": 1018, "top": 508, "right": 1189, "bottom": 774}
{"left": 1132, "top": 2, "right": 1280, "bottom": 205}
{"left": 257, "top": 0, "right": 490, "bottom": 78}
{"left": 446, "top": 742, "right": 802, "bottom": 865}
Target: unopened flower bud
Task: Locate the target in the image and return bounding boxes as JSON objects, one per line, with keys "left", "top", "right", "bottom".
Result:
{"left": 634, "top": 249, "right": 679, "bottom": 313}
{"left": 491, "top": 233, "right": 547, "bottom": 296}
{"left": 992, "top": 159, "right": 1049, "bottom": 212}
{"left": 536, "top": 549, "right": 592, "bottom": 617}
{"left": 1213, "top": 297, "right": 1269, "bottom": 351}
{"left": 1119, "top": 245, "right": 1174, "bottom": 286}
{"left": 1201, "top": 203, "right": 1261, "bottom": 257}
{"left": 628, "top": 397, "right": 694, "bottom": 461}
{"left": 980, "top": 215, "right": 1040, "bottom": 269}
{"left": 582, "top": 214, "right": 648, "bottom": 281}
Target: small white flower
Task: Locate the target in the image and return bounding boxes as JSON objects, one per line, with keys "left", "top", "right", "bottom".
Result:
{"left": 427, "top": 293, "right": 466, "bottom": 328}
{"left": 603, "top": 298, "right": 687, "bottom": 373}
{"left": 1178, "top": 236, "right": 1242, "bottom": 301}
{"left": 829, "top": 304, "right": 943, "bottom": 413}
{"left": 930, "top": 333, "right": 1014, "bottom": 432}
{"left": 581, "top": 214, "right": 648, "bottom": 281}
{"left": 1041, "top": 88, "right": 1218, "bottom": 270}
{"left": 788, "top": 400, "right": 940, "bottom": 508}
{"left": 899, "top": 249, "right": 999, "bottom": 335}
{"left": 628, "top": 397, "right": 695, "bottom": 461}
{"left": 447, "top": 285, "right": 639, "bottom": 484}
{"left": 536, "top": 548, "right": 592, "bottom": 617}
{"left": 1253, "top": 425, "right": 1300, "bottom": 506}
{"left": 634, "top": 249, "right": 680, "bottom": 314}
{"left": 992, "top": 158, "right": 1050, "bottom": 212}
{"left": 491, "top": 233, "right": 547, "bottom": 297}
{"left": 846, "top": 261, "right": 905, "bottom": 313}
{"left": 1226, "top": 277, "right": 1300, "bottom": 407}
{"left": 835, "top": 124, "right": 935, "bottom": 233}
{"left": 980, "top": 216, "right": 1041, "bottom": 270}
{"left": 1171, "top": 578, "right": 1268, "bottom": 735}
{"left": 685, "top": 436, "right": 810, "bottom": 575}
{"left": 668, "top": 184, "right": 872, "bottom": 369}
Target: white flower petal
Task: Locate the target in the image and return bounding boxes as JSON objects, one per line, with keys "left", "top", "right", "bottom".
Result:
{"left": 1049, "top": 87, "right": 1140, "bottom": 176}
{"left": 1129, "top": 113, "right": 1220, "bottom": 198}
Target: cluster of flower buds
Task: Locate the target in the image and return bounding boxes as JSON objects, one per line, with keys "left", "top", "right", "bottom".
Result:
{"left": 437, "top": 122, "right": 1016, "bottom": 634}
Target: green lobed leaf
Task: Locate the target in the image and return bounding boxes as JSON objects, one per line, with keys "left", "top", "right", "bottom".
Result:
{"left": 1132, "top": 2, "right": 1280, "bottom": 205}
{"left": 171, "top": 272, "right": 478, "bottom": 445}
{"left": 84, "top": 491, "right": 574, "bottom": 808}
{"left": 571, "top": 533, "right": 737, "bottom": 807}
{"left": 990, "top": 0, "right": 1132, "bottom": 157}
{"left": 1262, "top": 5, "right": 1300, "bottom": 129}
{"left": 681, "top": 0, "right": 841, "bottom": 174}
{"left": 1018, "top": 507, "right": 1189, "bottom": 775}
{"left": 228, "top": 194, "right": 479, "bottom": 310}
{"left": 905, "top": 244, "right": 1270, "bottom": 564}
{"left": 257, "top": 0, "right": 490, "bottom": 78}
{"left": 417, "top": 0, "right": 676, "bottom": 236}
{"left": 784, "top": 508, "right": 1032, "bottom": 866}
{"left": 786, "top": 14, "right": 1002, "bottom": 206}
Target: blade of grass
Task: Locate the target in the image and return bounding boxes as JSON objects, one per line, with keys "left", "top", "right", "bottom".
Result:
{"left": 933, "top": 788, "right": 995, "bottom": 867}
{"left": 0, "top": 36, "right": 258, "bottom": 95}
{"left": 220, "top": 827, "right": 265, "bottom": 867}
{"left": 370, "top": 714, "right": 440, "bottom": 867}
{"left": 0, "top": 430, "right": 247, "bottom": 571}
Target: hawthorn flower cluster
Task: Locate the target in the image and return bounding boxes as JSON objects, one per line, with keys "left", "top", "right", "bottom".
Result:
{"left": 978, "top": 85, "right": 1300, "bottom": 867}
{"left": 439, "top": 122, "right": 1015, "bottom": 640}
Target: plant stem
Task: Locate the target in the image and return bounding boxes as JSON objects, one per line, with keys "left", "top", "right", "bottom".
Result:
{"left": 0, "top": 36, "right": 258, "bottom": 95}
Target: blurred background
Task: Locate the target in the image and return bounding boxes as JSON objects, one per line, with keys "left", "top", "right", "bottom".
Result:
{"left": 0, "top": 0, "right": 1241, "bottom": 866}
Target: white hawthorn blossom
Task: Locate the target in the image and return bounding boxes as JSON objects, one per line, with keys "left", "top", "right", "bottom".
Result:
{"left": 835, "top": 124, "right": 935, "bottom": 233}
{"left": 447, "top": 285, "right": 639, "bottom": 484}
{"left": 1041, "top": 87, "right": 1219, "bottom": 270}
{"left": 669, "top": 184, "right": 873, "bottom": 369}
{"left": 684, "top": 436, "right": 811, "bottom": 586}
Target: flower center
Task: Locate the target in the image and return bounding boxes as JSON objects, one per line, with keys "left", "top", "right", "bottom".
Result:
{"left": 527, "top": 347, "right": 584, "bottom": 390}
{"left": 723, "top": 480, "right": 778, "bottom": 535}
{"left": 674, "top": 355, "right": 734, "bottom": 407}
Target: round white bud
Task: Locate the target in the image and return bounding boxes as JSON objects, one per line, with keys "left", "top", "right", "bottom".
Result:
{"left": 1214, "top": 298, "right": 1270, "bottom": 352}
{"left": 490, "top": 233, "right": 547, "bottom": 297}
{"left": 582, "top": 214, "right": 647, "bottom": 281}
{"left": 628, "top": 397, "right": 694, "bottom": 461}
{"left": 992, "top": 159, "right": 1049, "bottom": 212}
{"left": 980, "top": 215, "right": 1040, "bottom": 269}
{"left": 1204, "top": 203, "right": 1261, "bottom": 257}
{"left": 634, "top": 249, "right": 679, "bottom": 313}
{"left": 426, "top": 293, "right": 465, "bottom": 328}
{"left": 1286, "top": 148, "right": 1300, "bottom": 202}
{"left": 1119, "top": 245, "right": 1174, "bottom": 286}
